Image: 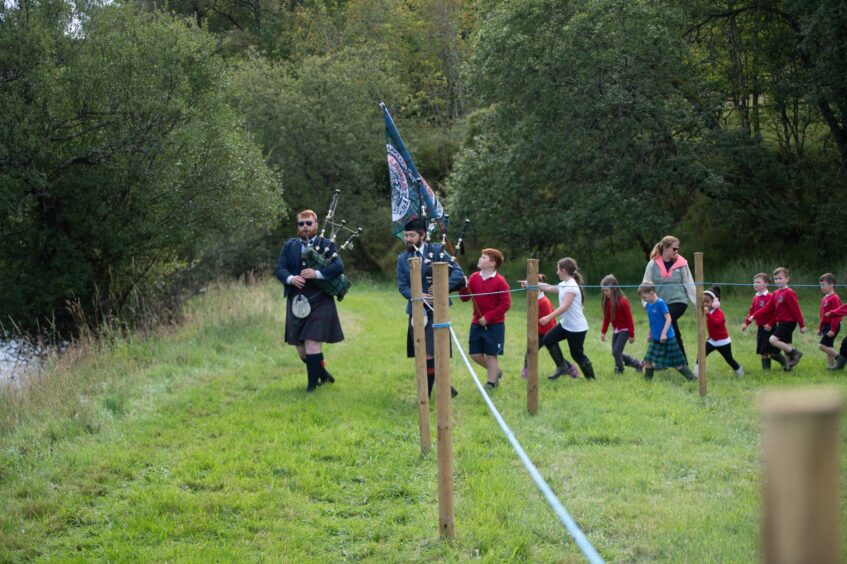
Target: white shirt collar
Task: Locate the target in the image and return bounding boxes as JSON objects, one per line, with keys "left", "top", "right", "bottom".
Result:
{"left": 479, "top": 269, "right": 497, "bottom": 281}
{"left": 756, "top": 289, "right": 769, "bottom": 296}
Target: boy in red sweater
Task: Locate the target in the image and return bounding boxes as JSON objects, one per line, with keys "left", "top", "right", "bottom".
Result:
{"left": 824, "top": 301, "right": 847, "bottom": 369}
{"left": 460, "top": 248, "right": 511, "bottom": 389}
{"left": 699, "top": 286, "right": 743, "bottom": 377}
{"left": 746, "top": 267, "right": 806, "bottom": 371}
{"left": 741, "top": 272, "right": 787, "bottom": 370}
{"left": 523, "top": 274, "right": 557, "bottom": 378}
{"left": 817, "top": 273, "right": 842, "bottom": 368}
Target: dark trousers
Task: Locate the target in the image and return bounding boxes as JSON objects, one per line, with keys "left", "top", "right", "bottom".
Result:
{"left": 611, "top": 331, "right": 640, "bottom": 371}
{"left": 542, "top": 325, "right": 589, "bottom": 365}
{"left": 706, "top": 342, "right": 740, "bottom": 371}
{"left": 667, "top": 302, "right": 688, "bottom": 362}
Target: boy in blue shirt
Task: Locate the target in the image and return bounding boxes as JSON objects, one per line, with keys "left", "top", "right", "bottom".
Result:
{"left": 638, "top": 283, "right": 697, "bottom": 382}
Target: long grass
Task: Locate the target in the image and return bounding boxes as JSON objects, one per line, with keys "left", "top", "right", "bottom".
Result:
{"left": 1, "top": 276, "right": 846, "bottom": 561}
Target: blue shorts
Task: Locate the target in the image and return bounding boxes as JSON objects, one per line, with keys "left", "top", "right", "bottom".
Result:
{"left": 469, "top": 322, "right": 505, "bottom": 356}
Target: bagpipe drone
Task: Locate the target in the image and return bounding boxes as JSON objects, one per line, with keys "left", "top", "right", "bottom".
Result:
{"left": 302, "top": 189, "right": 363, "bottom": 301}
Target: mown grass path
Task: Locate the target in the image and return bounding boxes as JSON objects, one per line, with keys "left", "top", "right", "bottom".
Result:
{"left": 2, "top": 280, "right": 846, "bottom": 561}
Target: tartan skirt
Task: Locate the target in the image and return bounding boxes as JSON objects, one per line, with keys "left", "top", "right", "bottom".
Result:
{"left": 285, "top": 290, "right": 344, "bottom": 345}
{"left": 645, "top": 337, "right": 687, "bottom": 368}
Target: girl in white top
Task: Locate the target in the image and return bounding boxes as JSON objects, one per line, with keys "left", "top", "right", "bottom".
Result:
{"left": 536, "top": 257, "right": 595, "bottom": 380}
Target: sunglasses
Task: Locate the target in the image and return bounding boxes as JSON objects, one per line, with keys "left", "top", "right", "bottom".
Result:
{"left": 298, "top": 220, "right": 314, "bottom": 227}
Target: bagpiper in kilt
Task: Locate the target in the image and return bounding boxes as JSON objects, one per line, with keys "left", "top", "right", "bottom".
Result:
{"left": 275, "top": 210, "right": 345, "bottom": 392}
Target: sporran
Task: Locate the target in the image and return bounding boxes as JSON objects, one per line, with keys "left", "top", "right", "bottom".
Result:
{"left": 292, "top": 294, "right": 311, "bottom": 319}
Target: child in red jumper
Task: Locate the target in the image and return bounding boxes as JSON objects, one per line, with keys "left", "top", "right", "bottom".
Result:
{"left": 522, "top": 274, "right": 557, "bottom": 378}
{"left": 741, "top": 272, "right": 787, "bottom": 370}
{"left": 746, "top": 267, "right": 806, "bottom": 371}
{"left": 817, "top": 273, "right": 842, "bottom": 368}
{"left": 600, "top": 274, "right": 642, "bottom": 373}
{"left": 460, "top": 248, "right": 511, "bottom": 389}
{"left": 824, "top": 301, "right": 847, "bottom": 370}
{"left": 698, "top": 286, "right": 743, "bottom": 377}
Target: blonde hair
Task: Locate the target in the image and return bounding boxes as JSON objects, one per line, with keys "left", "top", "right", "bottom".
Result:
{"left": 297, "top": 209, "right": 318, "bottom": 221}
{"left": 773, "top": 266, "right": 790, "bottom": 278}
{"left": 649, "top": 235, "right": 680, "bottom": 260}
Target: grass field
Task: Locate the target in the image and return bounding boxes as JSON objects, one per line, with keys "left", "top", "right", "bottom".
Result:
{"left": 2, "top": 277, "right": 846, "bottom": 561}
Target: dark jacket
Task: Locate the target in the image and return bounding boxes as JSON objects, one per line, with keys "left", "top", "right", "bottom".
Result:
{"left": 397, "top": 243, "right": 465, "bottom": 315}
{"left": 275, "top": 237, "right": 344, "bottom": 298}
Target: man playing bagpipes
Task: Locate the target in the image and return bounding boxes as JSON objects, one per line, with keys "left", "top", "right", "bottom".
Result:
{"left": 275, "top": 209, "right": 345, "bottom": 392}
{"left": 396, "top": 217, "right": 466, "bottom": 399}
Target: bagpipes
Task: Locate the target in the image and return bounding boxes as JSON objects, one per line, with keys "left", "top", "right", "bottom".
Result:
{"left": 303, "top": 189, "right": 363, "bottom": 301}
{"left": 420, "top": 215, "right": 471, "bottom": 290}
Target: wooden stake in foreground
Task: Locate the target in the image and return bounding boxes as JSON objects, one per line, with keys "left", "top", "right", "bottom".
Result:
{"left": 432, "top": 262, "right": 455, "bottom": 539}
{"left": 694, "top": 252, "right": 707, "bottom": 397}
{"left": 408, "top": 257, "right": 431, "bottom": 455}
{"left": 761, "top": 389, "right": 842, "bottom": 564}
{"left": 526, "top": 259, "right": 539, "bottom": 415}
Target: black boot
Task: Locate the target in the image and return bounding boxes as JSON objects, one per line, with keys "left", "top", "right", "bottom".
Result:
{"left": 305, "top": 354, "right": 322, "bottom": 391}
{"left": 835, "top": 355, "right": 847, "bottom": 370}
{"left": 772, "top": 352, "right": 787, "bottom": 369}
{"left": 678, "top": 366, "right": 697, "bottom": 382}
{"left": 547, "top": 344, "right": 568, "bottom": 380}
{"left": 580, "top": 361, "right": 596, "bottom": 380}
{"left": 761, "top": 357, "right": 771, "bottom": 370}
{"left": 644, "top": 368, "right": 654, "bottom": 380}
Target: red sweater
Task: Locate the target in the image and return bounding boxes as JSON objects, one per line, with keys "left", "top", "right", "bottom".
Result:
{"left": 459, "top": 271, "right": 511, "bottom": 325}
{"left": 538, "top": 294, "right": 556, "bottom": 336}
{"left": 746, "top": 292, "right": 775, "bottom": 327}
{"left": 827, "top": 302, "right": 847, "bottom": 324}
{"left": 753, "top": 286, "right": 805, "bottom": 328}
{"left": 820, "top": 292, "right": 842, "bottom": 333}
{"left": 601, "top": 296, "right": 635, "bottom": 338}
{"left": 706, "top": 308, "right": 729, "bottom": 341}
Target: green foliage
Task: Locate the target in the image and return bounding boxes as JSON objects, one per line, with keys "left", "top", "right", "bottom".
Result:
{"left": 451, "top": 0, "right": 721, "bottom": 258}
{"left": 0, "top": 3, "right": 282, "bottom": 333}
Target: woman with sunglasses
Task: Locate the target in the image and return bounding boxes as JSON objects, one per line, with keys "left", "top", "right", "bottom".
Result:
{"left": 641, "top": 235, "right": 696, "bottom": 364}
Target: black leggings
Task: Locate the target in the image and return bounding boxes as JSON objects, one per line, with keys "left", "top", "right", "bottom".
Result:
{"left": 706, "top": 342, "right": 740, "bottom": 371}
{"left": 542, "top": 325, "right": 589, "bottom": 365}
{"left": 667, "top": 302, "right": 688, "bottom": 362}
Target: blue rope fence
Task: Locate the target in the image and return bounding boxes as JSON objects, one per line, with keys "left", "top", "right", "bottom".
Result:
{"left": 423, "top": 300, "right": 604, "bottom": 562}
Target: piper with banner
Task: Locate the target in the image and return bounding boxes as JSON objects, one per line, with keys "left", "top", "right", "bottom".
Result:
{"left": 384, "top": 102, "right": 466, "bottom": 398}
{"left": 274, "top": 194, "right": 362, "bottom": 392}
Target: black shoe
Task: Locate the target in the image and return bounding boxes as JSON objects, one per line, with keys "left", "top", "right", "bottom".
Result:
{"left": 835, "top": 355, "right": 847, "bottom": 370}
{"left": 787, "top": 349, "right": 803, "bottom": 368}
{"left": 319, "top": 370, "right": 335, "bottom": 384}
{"left": 485, "top": 381, "right": 498, "bottom": 390}
{"left": 548, "top": 366, "right": 566, "bottom": 380}
{"left": 451, "top": 386, "right": 459, "bottom": 398}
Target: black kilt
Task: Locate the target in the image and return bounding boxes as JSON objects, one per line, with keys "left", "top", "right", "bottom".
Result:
{"left": 285, "top": 288, "right": 344, "bottom": 345}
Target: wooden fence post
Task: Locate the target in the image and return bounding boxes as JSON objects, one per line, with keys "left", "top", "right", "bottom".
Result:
{"left": 432, "top": 262, "right": 455, "bottom": 539}
{"left": 409, "top": 257, "right": 431, "bottom": 455}
{"left": 526, "top": 259, "right": 539, "bottom": 415}
{"left": 761, "top": 389, "right": 842, "bottom": 564}
{"left": 694, "top": 252, "right": 707, "bottom": 396}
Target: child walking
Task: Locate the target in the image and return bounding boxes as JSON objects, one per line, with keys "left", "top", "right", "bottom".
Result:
{"left": 746, "top": 267, "right": 806, "bottom": 371}
{"left": 522, "top": 274, "right": 558, "bottom": 378}
{"left": 699, "top": 286, "right": 744, "bottom": 377}
{"left": 459, "top": 248, "right": 511, "bottom": 389}
{"left": 637, "top": 283, "right": 697, "bottom": 382}
{"left": 600, "top": 275, "right": 642, "bottom": 373}
{"left": 741, "top": 273, "right": 787, "bottom": 370}
{"left": 817, "top": 273, "right": 842, "bottom": 369}
{"left": 537, "top": 257, "right": 595, "bottom": 380}
{"left": 824, "top": 301, "right": 847, "bottom": 370}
